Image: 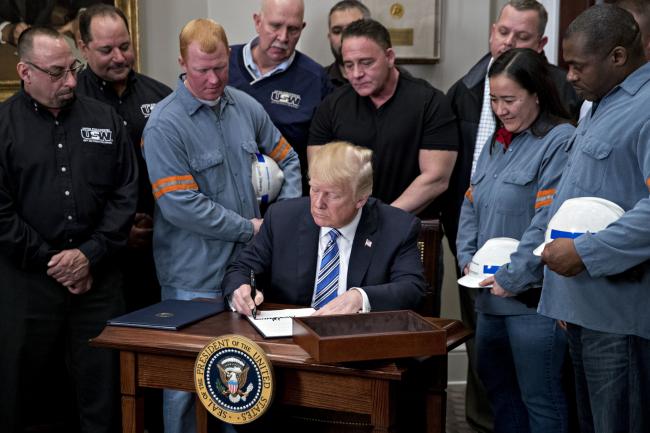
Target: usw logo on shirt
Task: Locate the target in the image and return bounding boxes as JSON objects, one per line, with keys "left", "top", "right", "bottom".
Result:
{"left": 80, "top": 127, "right": 113, "bottom": 144}
{"left": 140, "top": 103, "right": 157, "bottom": 118}
{"left": 271, "top": 90, "right": 301, "bottom": 109}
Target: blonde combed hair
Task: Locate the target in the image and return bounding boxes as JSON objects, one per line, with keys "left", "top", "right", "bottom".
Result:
{"left": 179, "top": 19, "right": 229, "bottom": 60}
{"left": 309, "top": 141, "right": 373, "bottom": 199}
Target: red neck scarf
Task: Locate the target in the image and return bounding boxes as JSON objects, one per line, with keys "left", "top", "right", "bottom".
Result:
{"left": 495, "top": 127, "right": 513, "bottom": 151}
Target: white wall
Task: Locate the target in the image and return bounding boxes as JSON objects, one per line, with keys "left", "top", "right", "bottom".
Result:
{"left": 140, "top": 0, "right": 493, "bottom": 93}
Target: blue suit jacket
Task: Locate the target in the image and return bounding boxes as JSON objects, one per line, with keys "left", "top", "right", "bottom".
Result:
{"left": 222, "top": 197, "right": 426, "bottom": 311}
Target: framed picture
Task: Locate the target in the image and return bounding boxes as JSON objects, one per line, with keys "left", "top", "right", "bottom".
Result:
{"left": 0, "top": 0, "right": 140, "bottom": 101}
{"left": 364, "top": 0, "right": 441, "bottom": 64}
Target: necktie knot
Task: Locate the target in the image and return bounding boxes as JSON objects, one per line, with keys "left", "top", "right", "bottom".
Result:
{"left": 328, "top": 228, "right": 341, "bottom": 242}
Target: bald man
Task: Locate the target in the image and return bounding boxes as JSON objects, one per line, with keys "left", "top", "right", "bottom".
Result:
{"left": 228, "top": 0, "right": 331, "bottom": 194}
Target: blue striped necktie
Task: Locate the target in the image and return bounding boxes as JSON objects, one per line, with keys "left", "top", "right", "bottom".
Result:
{"left": 313, "top": 229, "right": 341, "bottom": 309}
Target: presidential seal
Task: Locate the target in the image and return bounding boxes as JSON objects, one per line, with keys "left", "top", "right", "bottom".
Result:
{"left": 195, "top": 335, "right": 274, "bottom": 424}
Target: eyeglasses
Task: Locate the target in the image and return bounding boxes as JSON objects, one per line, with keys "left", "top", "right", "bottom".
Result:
{"left": 25, "top": 60, "right": 83, "bottom": 82}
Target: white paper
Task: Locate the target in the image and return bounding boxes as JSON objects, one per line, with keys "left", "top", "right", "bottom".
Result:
{"left": 246, "top": 308, "right": 315, "bottom": 338}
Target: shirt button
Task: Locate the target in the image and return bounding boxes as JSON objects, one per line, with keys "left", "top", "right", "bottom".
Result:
{"left": 68, "top": 239, "right": 73, "bottom": 243}
{"left": 61, "top": 166, "right": 67, "bottom": 172}
{"left": 123, "top": 120, "right": 127, "bottom": 126}
{"left": 54, "top": 120, "right": 59, "bottom": 126}
{"left": 67, "top": 215, "right": 73, "bottom": 220}
{"left": 64, "top": 190, "right": 70, "bottom": 196}
{"left": 493, "top": 174, "right": 497, "bottom": 178}
{"left": 58, "top": 143, "right": 63, "bottom": 149}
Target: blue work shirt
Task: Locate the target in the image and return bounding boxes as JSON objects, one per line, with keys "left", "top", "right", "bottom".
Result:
{"left": 457, "top": 122, "right": 573, "bottom": 315}
{"left": 142, "top": 79, "right": 301, "bottom": 294}
{"left": 538, "top": 63, "right": 650, "bottom": 339}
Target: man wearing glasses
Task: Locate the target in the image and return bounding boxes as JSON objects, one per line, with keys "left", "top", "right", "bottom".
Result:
{"left": 0, "top": 27, "right": 137, "bottom": 433}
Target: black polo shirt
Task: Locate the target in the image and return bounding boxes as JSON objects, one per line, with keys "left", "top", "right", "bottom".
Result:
{"left": 0, "top": 90, "right": 138, "bottom": 268}
{"left": 325, "top": 61, "right": 348, "bottom": 88}
{"left": 309, "top": 68, "right": 458, "bottom": 208}
{"left": 76, "top": 67, "right": 171, "bottom": 213}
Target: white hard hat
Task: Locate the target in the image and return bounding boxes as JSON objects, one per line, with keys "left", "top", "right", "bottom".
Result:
{"left": 533, "top": 197, "right": 624, "bottom": 256}
{"left": 458, "top": 238, "right": 519, "bottom": 288}
{"left": 251, "top": 153, "right": 284, "bottom": 204}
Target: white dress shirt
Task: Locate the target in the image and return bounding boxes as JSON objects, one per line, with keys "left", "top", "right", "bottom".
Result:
{"left": 471, "top": 57, "right": 496, "bottom": 176}
{"left": 312, "top": 209, "right": 371, "bottom": 312}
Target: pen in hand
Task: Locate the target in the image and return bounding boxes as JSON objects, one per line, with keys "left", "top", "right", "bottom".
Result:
{"left": 250, "top": 269, "right": 257, "bottom": 319}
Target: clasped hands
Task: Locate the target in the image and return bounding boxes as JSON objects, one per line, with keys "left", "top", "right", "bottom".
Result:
{"left": 231, "top": 284, "right": 363, "bottom": 316}
{"left": 47, "top": 248, "right": 92, "bottom": 295}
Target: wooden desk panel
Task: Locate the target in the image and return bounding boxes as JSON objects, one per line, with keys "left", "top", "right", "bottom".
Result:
{"left": 94, "top": 311, "right": 471, "bottom": 433}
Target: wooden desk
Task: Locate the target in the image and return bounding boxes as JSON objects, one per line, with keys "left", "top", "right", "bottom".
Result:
{"left": 92, "top": 311, "right": 470, "bottom": 433}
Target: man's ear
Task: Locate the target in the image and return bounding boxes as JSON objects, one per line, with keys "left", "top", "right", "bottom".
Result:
{"left": 78, "top": 39, "right": 90, "bottom": 61}
{"left": 253, "top": 12, "right": 262, "bottom": 32}
{"left": 536, "top": 35, "right": 548, "bottom": 53}
{"left": 17, "top": 62, "right": 30, "bottom": 82}
{"left": 386, "top": 47, "right": 396, "bottom": 68}
{"left": 611, "top": 46, "right": 628, "bottom": 66}
{"left": 356, "top": 195, "right": 369, "bottom": 209}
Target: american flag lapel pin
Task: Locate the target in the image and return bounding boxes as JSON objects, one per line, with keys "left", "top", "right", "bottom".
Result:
{"left": 365, "top": 239, "right": 372, "bottom": 248}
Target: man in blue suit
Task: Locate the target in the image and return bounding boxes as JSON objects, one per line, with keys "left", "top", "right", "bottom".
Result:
{"left": 223, "top": 141, "right": 426, "bottom": 315}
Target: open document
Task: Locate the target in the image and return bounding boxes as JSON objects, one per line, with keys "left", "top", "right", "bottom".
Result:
{"left": 246, "top": 308, "right": 315, "bottom": 338}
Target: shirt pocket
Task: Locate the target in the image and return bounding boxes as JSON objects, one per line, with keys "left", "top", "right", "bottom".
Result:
{"left": 189, "top": 150, "right": 225, "bottom": 198}
{"left": 497, "top": 171, "right": 535, "bottom": 216}
{"left": 569, "top": 138, "right": 613, "bottom": 194}
{"left": 82, "top": 142, "right": 117, "bottom": 190}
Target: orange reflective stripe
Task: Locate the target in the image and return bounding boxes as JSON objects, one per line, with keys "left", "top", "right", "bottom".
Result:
{"left": 153, "top": 182, "right": 198, "bottom": 199}
{"left": 535, "top": 188, "right": 555, "bottom": 208}
{"left": 269, "top": 136, "right": 291, "bottom": 162}
{"left": 536, "top": 188, "right": 556, "bottom": 198}
{"left": 152, "top": 175, "right": 194, "bottom": 190}
{"left": 465, "top": 187, "right": 473, "bottom": 203}
{"left": 151, "top": 175, "right": 197, "bottom": 199}
{"left": 646, "top": 178, "right": 650, "bottom": 188}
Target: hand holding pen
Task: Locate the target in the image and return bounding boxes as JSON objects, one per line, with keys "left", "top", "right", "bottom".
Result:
{"left": 250, "top": 269, "right": 257, "bottom": 319}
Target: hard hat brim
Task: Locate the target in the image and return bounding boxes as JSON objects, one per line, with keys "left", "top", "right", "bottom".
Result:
{"left": 457, "top": 275, "right": 493, "bottom": 289}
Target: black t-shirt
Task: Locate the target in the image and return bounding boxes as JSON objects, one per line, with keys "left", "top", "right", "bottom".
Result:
{"left": 76, "top": 68, "right": 172, "bottom": 213}
{"left": 0, "top": 90, "right": 138, "bottom": 267}
{"left": 309, "top": 69, "right": 458, "bottom": 208}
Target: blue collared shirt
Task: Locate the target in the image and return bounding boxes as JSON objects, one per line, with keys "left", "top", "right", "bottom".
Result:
{"left": 457, "top": 122, "right": 574, "bottom": 315}
{"left": 538, "top": 62, "right": 650, "bottom": 339}
{"left": 242, "top": 37, "right": 296, "bottom": 84}
{"left": 142, "top": 77, "right": 301, "bottom": 293}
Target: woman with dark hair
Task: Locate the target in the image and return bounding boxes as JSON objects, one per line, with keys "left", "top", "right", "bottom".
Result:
{"left": 456, "top": 48, "right": 572, "bottom": 433}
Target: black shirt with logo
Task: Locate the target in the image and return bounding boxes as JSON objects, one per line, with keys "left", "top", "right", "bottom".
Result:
{"left": 76, "top": 68, "right": 171, "bottom": 213}
{"left": 0, "top": 90, "right": 138, "bottom": 268}
{"left": 309, "top": 68, "right": 458, "bottom": 216}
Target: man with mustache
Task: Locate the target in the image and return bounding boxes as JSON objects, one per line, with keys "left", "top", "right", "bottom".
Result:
{"left": 76, "top": 4, "right": 171, "bottom": 314}
{"left": 228, "top": 0, "right": 331, "bottom": 194}
{"left": 0, "top": 27, "right": 137, "bottom": 433}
